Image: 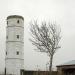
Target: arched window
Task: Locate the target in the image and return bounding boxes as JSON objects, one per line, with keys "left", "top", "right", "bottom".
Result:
{"left": 6, "top": 36, "right": 8, "bottom": 39}
{"left": 6, "top": 51, "right": 7, "bottom": 55}
{"left": 17, "top": 20, "right": 19, "bottom": 23}
{"left": 16, "top": 51, "right": 19, "bottom": 55}
{"left": 17, "top": 35, "right": 19, "bottom": 39}
{"left": 7, "top": 21, "right": 8, "bottom": 25}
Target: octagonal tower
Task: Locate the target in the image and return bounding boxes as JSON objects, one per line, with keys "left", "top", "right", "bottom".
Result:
{"left": 5, "top": 15, "right": 24, "bottom": 75}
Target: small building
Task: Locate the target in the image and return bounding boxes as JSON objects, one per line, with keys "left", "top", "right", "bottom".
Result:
{"left": 57, "top": 60, "right": 75, "bottom": 75}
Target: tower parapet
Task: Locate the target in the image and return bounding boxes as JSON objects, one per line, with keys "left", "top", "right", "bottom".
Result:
{"left": 7, "top": 15, "right": 24, "bottom": 20}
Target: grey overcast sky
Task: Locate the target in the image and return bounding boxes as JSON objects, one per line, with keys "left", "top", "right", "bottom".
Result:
{"left": 0, "top": 0, "right": 75, "bottom": 72}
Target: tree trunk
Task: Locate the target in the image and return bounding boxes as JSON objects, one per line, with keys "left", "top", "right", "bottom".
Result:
{"left": 49, "top": 55, "right": 53, "bottom": 75}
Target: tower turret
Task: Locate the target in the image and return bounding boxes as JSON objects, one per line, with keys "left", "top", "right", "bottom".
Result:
{"left": 5, "top": 15, "right": 24, "bottom": 75}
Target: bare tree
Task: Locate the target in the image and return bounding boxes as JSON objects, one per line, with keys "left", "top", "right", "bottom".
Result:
{"left": 29, "top": 20, "right": 61, "bottom": 74}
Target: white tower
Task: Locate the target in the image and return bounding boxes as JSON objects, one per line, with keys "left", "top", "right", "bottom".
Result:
{"left": 5, "top": 15, "right": 24, "bottom": 75}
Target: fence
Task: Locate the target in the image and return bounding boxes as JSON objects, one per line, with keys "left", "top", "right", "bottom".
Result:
{"left": 24, "top": 71, "right": 57, "bottom": 75}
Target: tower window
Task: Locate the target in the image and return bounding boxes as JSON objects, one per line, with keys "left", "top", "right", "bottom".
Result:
{"left": 6, "top": 36, "right": 8, "bottom": 39}
{"left": 16, "top": 51, "right": 19, "bottom": 55}
{"left": 6, "top": 52, "right": 7, "bottom": 55}
{"left": 17, "top": 35, "right": 19, "bottom": 39}
{"left": 7, "top": 21, "right": 8, "bottom": 25}
{"left": 17, "top": 20, "right": 19, "bottom": 23}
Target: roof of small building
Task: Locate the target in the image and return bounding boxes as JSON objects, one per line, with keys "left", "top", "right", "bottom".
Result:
{"left": 57, "top": 60, "right": 75, "bottom": 67}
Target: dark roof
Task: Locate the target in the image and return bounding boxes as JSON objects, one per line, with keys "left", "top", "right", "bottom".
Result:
{"left": 7, "top": 15, "right": 24, "bottom": 20}
{"left": 57, "top": 60, "right": 75, "bottom": 67}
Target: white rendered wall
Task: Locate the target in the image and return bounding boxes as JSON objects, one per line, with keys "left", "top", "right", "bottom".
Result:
{"left": 5, "top": 16, "right": 24, "bottom": 75}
